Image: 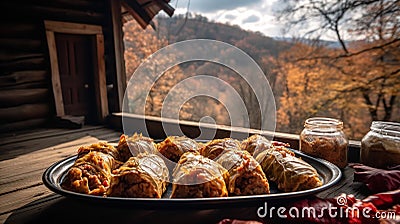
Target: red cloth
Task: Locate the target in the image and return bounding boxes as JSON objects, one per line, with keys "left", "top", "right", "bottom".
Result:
{"left": 351, "top": 164, "right": 400, "bottom": 193}
{"left": 218, "top": 219, "right": 262, "bottom": 224}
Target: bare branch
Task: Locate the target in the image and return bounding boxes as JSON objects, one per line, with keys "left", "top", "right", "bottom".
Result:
{"left": 335, "top": 68, "right": 400, "bottom": 93}
{"left": 292, "top": 38, "right": 400, "bottom": 62}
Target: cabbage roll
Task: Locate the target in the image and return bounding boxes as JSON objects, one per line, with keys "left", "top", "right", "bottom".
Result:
{"left": 157, "top": 136, "right": 201, "bottom": 163}
{"left": 108, "top": 154, "right": 168, "bottom": 198}
{"left": 171, "top": 152, "right": 228, "bottom": 198}
{"left": 116, "top": 133, "right": 157, "bottom": 161}
{"left": 62, "top": 151, "right": 116, "bottom": 196}
{"left": 77, "top": 142, "right": 120, "bottom": 161}
{"left": 200, "top": 138, "right": 241, "bottom": 160}
{"left": 255, "top": 147, "right": 322, "bottom": 192}
{"left": 216, "top": 150, "right": 270, "bottom": 196}
{"left": 241, "top": 134, "right": 294, "bottom": 158}
{"left": 240, "top": 134, "right": 273, "bottom": 157}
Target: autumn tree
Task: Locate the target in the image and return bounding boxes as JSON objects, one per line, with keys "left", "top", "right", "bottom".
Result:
{"left": 124, "top": 16, "right": 285, "bottom": 130}
{"left": 275, "top": 0, "right": 400, "bottom": 138}
{"left": 123, "top": 21, "right": 190, "bottom": 117}
{"left": 123, "top": 20, "right": 238, "bottom": 126}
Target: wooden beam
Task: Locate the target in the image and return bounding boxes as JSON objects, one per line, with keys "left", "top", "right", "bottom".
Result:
{"left": 0, "top": 23, "right": 41, "bottom": 39}
{"left": 0, "top": 71, "right": 48, "bottom": 87}
{"left": 0, "top": 89, "right": 48, "bottom": 108}
{"left": 0, "top": 56, "right": 45, "bottom": 73}
{"left": 110, "top": 0, "right": 127, "bottom": 111}
{"left": 0, "top": 104, "right": 50, "bottom": 123}
{"left": 45, "top": 30, "right": 65, "bottom": 117}
{"left": 155, "top": 0, "right": 174, "bottom": 17}
{"left": 0, "top": 117, "right": 47, "bottom": 134}
{"left": 122, "top": 0, "right": 152, "bottom": 29}
{"left": 0, "top": 38, "right": 42, "bottom": 52}
{"left": 0, "top": 82, "right": 47, "bottom": 90}
{"left": 95, "top": 34, "right": 109, "bottom": 120}
{"left": 0, "top": 53, "right": 45, "bottom": 63}
{"left": 44, "top": 21, "right": 102, "bottom": 35}
{"left": 30, "top": 0, "right": 105, "bottom": 13}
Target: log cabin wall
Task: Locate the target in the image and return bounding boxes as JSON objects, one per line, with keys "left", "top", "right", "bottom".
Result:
{"left": 0, "top": 0, "right": 122, "bottom": 132}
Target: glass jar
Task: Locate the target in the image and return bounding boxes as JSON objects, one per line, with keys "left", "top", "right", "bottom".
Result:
{"left": 300, "top": 117, "right": 348, "bottom": 168}
{"left": 360, "top": 121, "right": 400, "bottom": 169}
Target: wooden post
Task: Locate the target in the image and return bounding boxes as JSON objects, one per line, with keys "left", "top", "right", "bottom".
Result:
{"left": 110, "top": 0, "right": 127, "bottom": 111}
{"left": 45, "top": 30, "right": 65, "bottom": 117}
{"left": 95, "top": 34, "right": 109, "bottom": 120}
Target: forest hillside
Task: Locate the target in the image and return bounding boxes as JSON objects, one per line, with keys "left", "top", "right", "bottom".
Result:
{"left": 123, "top": 14, "right": 400, "bottom": 139}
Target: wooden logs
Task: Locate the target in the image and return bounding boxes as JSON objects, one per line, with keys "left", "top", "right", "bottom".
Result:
{"left": 0, "top": 89, "right": 49, "bottom": 108}
{"left": 0, "top": 0, "right": 120, "bottom": 132}
{"left": 0, "top": 53, "right": 45, "bottom": 63}
{"left": 0, "top": 55, "right": 46, "bottom": 72}
{"left": 0, "top": 71, "right": 48, "bottom": 87}
{"left": 0, "top": 104, "right": 50, "bottom": 124}
{"left": 0, "top": 38, "right": 42, "bottom": 52}
{"left": 0, "top": 118, "right": 48, "bottom": 133}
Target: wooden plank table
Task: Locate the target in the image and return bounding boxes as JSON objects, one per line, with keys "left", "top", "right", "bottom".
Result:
{"left": 0, "top": 126, "right": 371, "bottom": 224}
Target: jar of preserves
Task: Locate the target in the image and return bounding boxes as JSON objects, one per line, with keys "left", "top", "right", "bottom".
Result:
{"left": 300, "top": 117, "right": 348, "bottom": 168}
{"left": 360, "top": 121, "right": 400, "bottom": 169}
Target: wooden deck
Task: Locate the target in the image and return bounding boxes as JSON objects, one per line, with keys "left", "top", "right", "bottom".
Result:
{"left": 0, "top": 126, "right": 121, "bottom": 223}
{"left": 0, "top": 125, "right": 370, "bottom": 223}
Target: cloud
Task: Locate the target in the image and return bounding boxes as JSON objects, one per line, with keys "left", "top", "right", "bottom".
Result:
{"left": 270, "top": 0, "right": 289, "bottom": 14}
{"left": 242, "top": 15, "right": 260, "bottom": 24}
{"left": 188, "top": 0, "right": 263, "bottom": 13}
{"left": 224, "top": 14, "right": 237, "bottom": 20}
{"left": 170, "top": 0, "right": 291, "bottom": 38}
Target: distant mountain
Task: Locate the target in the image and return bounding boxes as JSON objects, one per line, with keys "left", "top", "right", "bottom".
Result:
{"left": 123, "top": 15, "right": 293, "bottom": 128}
{"left": 272, "top": 36, "right": 352, "bottom": 49}
{"left": 155, "top": 15, "right": 292, "bottom": 60}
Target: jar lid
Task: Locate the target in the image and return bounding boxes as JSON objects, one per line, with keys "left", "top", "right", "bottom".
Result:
{"left": 304, "top": 117, "right": 343, "bottom": 130}
{"left": 371, "top": 121, "right": 400, "bottom": 138}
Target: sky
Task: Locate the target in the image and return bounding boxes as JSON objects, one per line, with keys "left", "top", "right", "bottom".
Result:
{"left": 168, "top": 0, "right": 291, "bottom": 39}
{"left": 166, "top": 0, "right": 343, "bottom": 41}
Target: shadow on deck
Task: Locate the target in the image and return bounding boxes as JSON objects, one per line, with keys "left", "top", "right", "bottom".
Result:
{"left": 0, "top": 125, "right": 122, "bottom": 161}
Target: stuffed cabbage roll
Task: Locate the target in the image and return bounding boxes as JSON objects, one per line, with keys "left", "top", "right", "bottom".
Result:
{"left": 116, "top": 133, "right": 157, "bottom": 161}
{"left": 241, "top": 134, "right": 273, "bottom": 157}
{"left": 62, "top": 151, "right": 116, "bottom": 196}
{"left": 216, "top": 150, "right": 270, "bottom": 196}
{"left": 77, "top": 142, "right": 120, "bottom": 161}
{"left": 108, "top": 153, "right": 168, "bottom": 198}
{"left": 157, "top": 136, "right": 201, "bottom": 163}
{"left": 255, "top": 147, "right": 322, "bottom": 192}
{"left": 241, "top": 135, "right": 294, "bottom": 158}
{"left": 200, "top": 138, "right": 241, "bottom": 160}
{"left": 171, "top": 152, "right": 228, "bottom": 198}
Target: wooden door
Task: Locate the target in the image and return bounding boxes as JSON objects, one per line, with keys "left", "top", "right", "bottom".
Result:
{"left": 55, "top": 33, "right": 97, "bottom": 122}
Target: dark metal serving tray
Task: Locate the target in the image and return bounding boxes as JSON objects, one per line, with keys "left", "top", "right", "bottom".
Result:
{"left": 43, "top": 149, "right": 341, "bottom": 208}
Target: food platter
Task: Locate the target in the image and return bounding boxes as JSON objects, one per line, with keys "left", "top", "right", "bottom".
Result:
{"left": 42, "top": 148, "right": 341, "bottom": 208}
